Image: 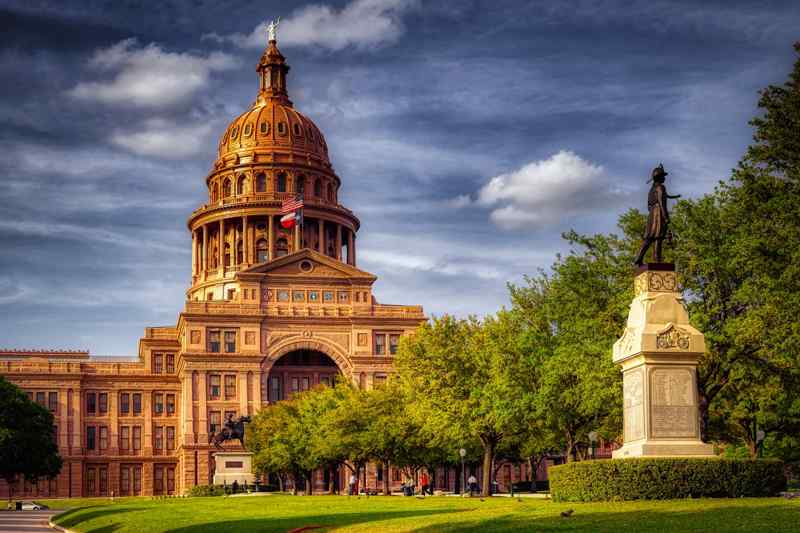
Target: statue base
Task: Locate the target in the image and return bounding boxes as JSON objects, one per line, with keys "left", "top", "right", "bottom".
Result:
{"left": 612, "top": 265, "right": 715, "bottom": 459}
{"left": 613, "top": 440, "right": 714, "bottom": 458}
{"left": 212, "top": 452, "right": 256, "bottom": 486}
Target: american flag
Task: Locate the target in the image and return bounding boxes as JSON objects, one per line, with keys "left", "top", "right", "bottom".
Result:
{"left": 280, "top": 194, "right": 304, "bottom": 214}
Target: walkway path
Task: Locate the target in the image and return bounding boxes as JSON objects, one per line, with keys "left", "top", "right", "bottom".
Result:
{"left": 0, "top": 510, "right": 57, "bottom": 533}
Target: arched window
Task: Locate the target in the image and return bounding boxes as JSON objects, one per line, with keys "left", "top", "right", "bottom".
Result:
{"left": 256, "top": 239, "right": 268, "bottom": 263}
{"left": 210, "top": 242, "right": 218, "bottom": 269}
{"left": 237, "top": 175, "right": 246, "bottom": 195}
{"left": 314, "top": 179, "right": 321, "bottom": 197}
{"left": 277, "top": 173, "right": 287, "bottom": 193}
{"left": 223, "top": 178, "right": 232, "bottom": 198}
{"left": 256, "top": 173, "right": 266, "bottom": 193}
{"left": 327, "top": 183, "right": 334, "bottom": 202}
{"left": 224, "top": 242, "right": 232, "bottom": 267}
{"left": 296, "top": 175, "right": 305, "bottom": 195}
{"left": 236, "top": 240, "right": 244, "bottom": 264}
{"left": 276, "top": 238, "right": 289, "bottom": 257}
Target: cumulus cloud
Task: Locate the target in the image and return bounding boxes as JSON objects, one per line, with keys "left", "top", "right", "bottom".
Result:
{"left": 205, "top": 0, "right": 417, "bottom": 51}
{"left": 476, "top": 150, "right": 619, "bottom": 230}
{"left": 110, "top": 118, "right": 214, "bottom": 159}
{"left": 69, "top": 38, "right": 237, "bottom": 108}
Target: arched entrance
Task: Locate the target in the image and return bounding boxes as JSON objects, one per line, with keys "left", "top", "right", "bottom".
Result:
{"left": 262, "top": 349, "right": 341, "bottom": 404}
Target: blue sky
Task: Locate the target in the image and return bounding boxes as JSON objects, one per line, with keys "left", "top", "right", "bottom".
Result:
{"left": 0, "top": 0, "right": 797, "bottom": 354}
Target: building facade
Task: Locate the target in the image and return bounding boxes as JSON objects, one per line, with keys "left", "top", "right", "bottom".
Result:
{"left": 0, "top": 37, "right": 427, "bottom": 498}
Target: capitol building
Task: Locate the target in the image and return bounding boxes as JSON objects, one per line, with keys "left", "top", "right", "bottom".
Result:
{"left": 0, "top": 36, "right": 427, "bottom": 498}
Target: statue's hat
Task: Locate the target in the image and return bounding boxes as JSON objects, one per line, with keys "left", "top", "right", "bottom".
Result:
{"left": 651, "top": 163, "right": 668, "bottom": 180}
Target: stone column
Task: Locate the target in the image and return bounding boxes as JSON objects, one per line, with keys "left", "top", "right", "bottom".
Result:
{"left": 268, "top": 215, "right": 274, "bottom": 261}
{"left": 218, "top": 220, "right": 224, "bottom": 271}
{"left": 191, "top": 231, "right": 197, "bottom": 276}
{"left": 182, "top": 371, "right": 194, "bottom": 446}
{"left": 335, "top": 224, "right": 342, "bottom": 261}
{"left": 197, "top": 372, "right": 208, "bottom": 444}
{"left": 317, "top": 219, "right": 324, "bottom": 253}
{"left": 202, "top": 225, "right": 208, "bottom": 280}
{"left": 347, "top": 229, "right": 354, "bottom": 265}
{"left": 612, "top": 264, "right": 714, "bottom": 458}
{"left": 242, "top": 215, "right": 249, "bottom": 266}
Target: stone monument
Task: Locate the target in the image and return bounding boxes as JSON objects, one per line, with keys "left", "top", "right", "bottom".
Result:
{"left": 614, "top": 164, "right": 713, "bottom": 458}
{"left": 212, "top": 452, "right": 256, "bottom": 486}
{"left": 612, "top": 264, "right": 715, "bottom": 458}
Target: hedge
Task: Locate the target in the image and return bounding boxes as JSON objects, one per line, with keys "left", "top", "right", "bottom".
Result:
{"left": 187, "top": 484, "right": 226, "bottom": 497}
{"left": 549, "top": 458, "right": 786, "bottom": 502}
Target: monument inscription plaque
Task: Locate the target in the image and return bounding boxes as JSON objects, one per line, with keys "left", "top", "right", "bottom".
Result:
{"left": 650, "top": 368, "right": 696, "bottom": 438}
{"left": 623, "top": 369, "right": 645, "bottom": 441}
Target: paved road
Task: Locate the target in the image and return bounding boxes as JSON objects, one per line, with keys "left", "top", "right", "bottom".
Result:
{"left": 0, "top": 510, "right": 57, "bottom": 532}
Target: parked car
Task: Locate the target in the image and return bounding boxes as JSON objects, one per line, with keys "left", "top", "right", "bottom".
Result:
{"left": 20, "top": 501, "right": 47, "bottom": 511}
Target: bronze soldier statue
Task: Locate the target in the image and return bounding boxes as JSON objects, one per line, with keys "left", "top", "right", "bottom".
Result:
{"left": 634, "top": 164, "right": 681, "bottom": 266}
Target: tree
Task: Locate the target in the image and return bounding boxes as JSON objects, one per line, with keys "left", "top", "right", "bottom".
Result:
{"left": 508, "top": 225, "right": 633, "bottom": 461}
{"left": 0, "top": 377, "right": 62, "bottom": 504}
{"left": 395, "top": 312, "right": 537, "bottom": 496}
{"left": 668, "top": 42, "right": 800, "bottom": 457}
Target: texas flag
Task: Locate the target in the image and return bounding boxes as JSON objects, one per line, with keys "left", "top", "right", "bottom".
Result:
{"left": 280, "top": 211, "right": 298, "bottom": 229}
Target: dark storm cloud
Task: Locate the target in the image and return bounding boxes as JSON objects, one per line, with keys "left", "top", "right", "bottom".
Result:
{"left": 0, "top": 0, "right": 798, "bottom": 353}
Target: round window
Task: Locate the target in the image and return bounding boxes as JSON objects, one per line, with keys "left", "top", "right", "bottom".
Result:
{"left": 299, "top": 260, "right": 314, "bottom": 273}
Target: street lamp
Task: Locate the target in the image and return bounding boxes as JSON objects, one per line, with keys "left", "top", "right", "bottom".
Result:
{"left": 459, "top": 448, "right": 467, "bottom": 495}
{"left": 588, "top": 431, "right": 598, "bottom": 460}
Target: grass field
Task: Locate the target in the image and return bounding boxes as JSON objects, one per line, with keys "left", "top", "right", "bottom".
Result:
{"left": 38, "top": 494, "right": 800, "bottom": 532}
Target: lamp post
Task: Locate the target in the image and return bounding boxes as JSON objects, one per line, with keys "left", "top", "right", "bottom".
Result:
{"left": 459, "top": 448, "right": 467, "bottom": 495}
{"left": 588, "top": 431, "right": 598, "bottom": 460}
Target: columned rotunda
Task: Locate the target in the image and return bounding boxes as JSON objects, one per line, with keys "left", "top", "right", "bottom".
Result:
{"left": 0, "top": 36, "right": 425, "bottom": 498}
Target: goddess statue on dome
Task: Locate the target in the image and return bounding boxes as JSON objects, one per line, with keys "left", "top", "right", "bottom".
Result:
{"left": 267, "top": 17, "right": 280, "bottom": 42}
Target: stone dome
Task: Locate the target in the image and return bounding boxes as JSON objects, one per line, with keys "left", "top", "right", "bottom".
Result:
{"left": 216, "top": 101, "right": 330, "bottom": 165}
{"left": 214, "top": 39, "right": 331, "bottom": 168}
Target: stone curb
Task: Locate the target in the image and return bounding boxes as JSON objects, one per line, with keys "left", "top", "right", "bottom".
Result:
{"left": 49, "top": 511, "right": 75, "bottom": 533}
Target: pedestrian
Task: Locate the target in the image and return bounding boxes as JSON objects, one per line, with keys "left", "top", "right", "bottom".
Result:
{"left": 420, "top": 471, "right": 429, "bottom": 496}
{"left": 348, "top": 472, "right": 357, "bottom": 496}
{"left": 467, "top": 474, "right": 478, "bottom": 496}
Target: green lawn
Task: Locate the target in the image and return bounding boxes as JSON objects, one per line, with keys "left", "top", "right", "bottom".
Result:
{"left": 37, "top": 494, "right": 800, "bottom": 532}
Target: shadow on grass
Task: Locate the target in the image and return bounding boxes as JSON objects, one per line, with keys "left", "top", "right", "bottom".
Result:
{"left": 164, "top": 509, "right": 461, "bottom": 533}
{"left": 55, "top": 506, "right": 138, "bottom": 529}
{"left": 409, "top": 501, "right": 800, "bottom": 533}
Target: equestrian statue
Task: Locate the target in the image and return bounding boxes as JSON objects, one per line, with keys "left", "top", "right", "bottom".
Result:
{"left": 210, "top": 413, "right": 251, "bottom": 450}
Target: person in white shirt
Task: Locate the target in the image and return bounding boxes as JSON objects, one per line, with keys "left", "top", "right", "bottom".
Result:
{"left": 348, "top": 473, "right": 357, "bottom": 496}
{"left": 467, "top": 474, "right": 478, "bottom": 496}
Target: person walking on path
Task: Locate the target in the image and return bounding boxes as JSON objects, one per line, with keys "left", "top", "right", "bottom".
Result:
{"left": 348, "top": 473, "right": 357, "bottom": 496}
{"left": 467, "top": 474, "right": 478, "bottom": 497}
{"left": 420, "top": 472, "right": 430, "bottom": 496}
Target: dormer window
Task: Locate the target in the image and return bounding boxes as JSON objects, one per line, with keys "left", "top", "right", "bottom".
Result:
{"left": 277, "top": 122, "right": 287, "bottom": 135}
{"left": 293, "top": 123, "right": 302, "bottom": 136}
{"left": 260, "top": 121, "right": 269, "bottom": 134}
{"left": 243, "top": 123, "right": 253, "bottom": 137}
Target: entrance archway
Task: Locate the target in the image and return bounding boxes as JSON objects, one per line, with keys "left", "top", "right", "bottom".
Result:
{"left": 262, "top": 349, "right": 341, "bottom": 404}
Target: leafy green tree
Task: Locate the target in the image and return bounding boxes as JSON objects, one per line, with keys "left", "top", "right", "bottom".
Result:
{"left": 395, "top": 312, "right": 537, "bottom": 496}
{"left": 669, "top": 42, "right": 800, "bottom": 457}
{"left": 508, "top": 225, "right": 633, "bottom": 460}
{"left": 0, "top": 377, "right": 62, "bottom": 504}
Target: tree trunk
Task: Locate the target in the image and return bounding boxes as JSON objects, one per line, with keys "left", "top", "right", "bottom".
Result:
{"left": 327, "top": 466, "right": 335, "bottom": 495}
{"left": 278, "top": 474, "right": 284, "bottom": 493}
{"left": 305, "top": 470, "right": 313, "bottom": 496}
{"left": 383, "top": 462, "right": 390, "bottom": 495}
{"left": 455, "top": 462, "right": 461, "bottom": 494}
{"left": 481, "top": 439, "right": 496, "bottom": 497}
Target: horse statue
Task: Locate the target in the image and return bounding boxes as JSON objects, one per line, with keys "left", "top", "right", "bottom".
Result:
{"left": 210, "top": 414, "right": 251, "bottom": 450}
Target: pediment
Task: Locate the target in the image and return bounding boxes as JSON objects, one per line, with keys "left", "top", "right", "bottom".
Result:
{"left": 238, "top": 249, "right": 376, "bottom": 283}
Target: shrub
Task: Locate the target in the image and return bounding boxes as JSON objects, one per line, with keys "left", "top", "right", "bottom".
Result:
{"left": 187, "top": 484, "right": 225, "bottom": 497}
{"left": 549, "top": 458, "right": 786, "bottom": 502}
